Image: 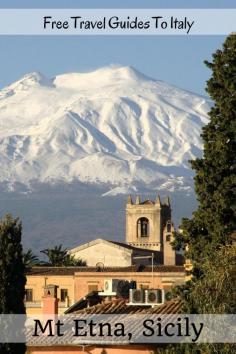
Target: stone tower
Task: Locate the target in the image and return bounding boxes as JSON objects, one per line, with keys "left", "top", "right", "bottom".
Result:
{"left": 163, "top": 221, "right": 176, "bottom": 265}
{"left": 126, "top": 195, "right": 172, "bottom": 252}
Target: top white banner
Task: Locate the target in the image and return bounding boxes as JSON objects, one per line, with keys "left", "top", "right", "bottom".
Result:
{"left": 0, "top": 9, "right": 235, "bottom": 35}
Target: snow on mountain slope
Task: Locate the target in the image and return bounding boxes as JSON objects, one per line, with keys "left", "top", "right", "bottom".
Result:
{"left": 0, "top": 66, "right": 211, "bottom": 194}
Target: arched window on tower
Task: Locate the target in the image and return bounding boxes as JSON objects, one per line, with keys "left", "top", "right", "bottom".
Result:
{"left": 137, "top": 217, "right": 149, "bottom": 237}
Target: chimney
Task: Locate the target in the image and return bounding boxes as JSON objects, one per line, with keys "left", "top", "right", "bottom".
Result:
{"left": 42, "top": 284, "right": 59, "bottom": 315}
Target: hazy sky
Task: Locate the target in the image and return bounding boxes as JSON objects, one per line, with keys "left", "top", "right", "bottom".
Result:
{"left": 0, "top": 0, "right": 235, "bottom": 95}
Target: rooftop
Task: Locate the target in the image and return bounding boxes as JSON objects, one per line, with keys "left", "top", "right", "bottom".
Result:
{"left": 68, "top": 238, "right": 165, "bottom": 256}
{"left": 27, "top": 298, "right": 183, "bottom": 346}
{"left": 75, "top": 298, "right": 183, "bottom": 315}
{"left": 26, "top": 265, "right": 185, "bottom": 276}
{"left": 140, "top": 199, "right": 155, "bottom": 205}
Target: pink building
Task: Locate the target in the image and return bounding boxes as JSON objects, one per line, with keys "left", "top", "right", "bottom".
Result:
{"left": 27, "top": 284, "right": 182, "bottom": 354}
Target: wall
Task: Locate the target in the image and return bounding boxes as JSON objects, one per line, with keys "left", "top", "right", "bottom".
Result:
{"left": 25, "top": 275, "right": 75, "bottom": 315}
{"left": 74, "top": 270, "right": 185, "bottom": 299}
{"left": 25, "top": 269, "right": 185, "bottom": 315}
{"left": 70, "top": 241, "right": 132, "bottom": 267}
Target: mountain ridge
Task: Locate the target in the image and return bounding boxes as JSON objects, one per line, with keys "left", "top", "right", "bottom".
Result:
{"left": 0, "top": 66, "right": 211, "bottom": 195}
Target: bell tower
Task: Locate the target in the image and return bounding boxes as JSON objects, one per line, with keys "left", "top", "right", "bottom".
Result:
{"left": 163, "top": 221, "right": 176, "bottom": 265}
{"left": 126, "top": 195, "right": 171, "bottom": 252}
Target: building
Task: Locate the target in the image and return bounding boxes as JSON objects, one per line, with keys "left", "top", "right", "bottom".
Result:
{"left": 69, "top": 195, "right": 179, "bottom": 267}
{"left": 68, "top": 238, "right": 168, "bottom": 268}
{"left": 25, "top": 194, "right": 185, "bottom": 315}
{"left": 68, "top": 238, "right": 157, "bottom": 268}
{"left": 126, "top": 195, "right": 173, "bottom": 251}
{"left": 27, "top": 284, "right": 183, "bottom": 354}
{"left": 25, "top": 265, "right": 185, "bottom": 315}
{"left": 25, "top": 267, "right": 76, "bottom": 315}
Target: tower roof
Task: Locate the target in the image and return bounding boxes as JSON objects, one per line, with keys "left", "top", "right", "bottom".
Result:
{"left": 140, "top": 199, "right": 155, "bottom": 205}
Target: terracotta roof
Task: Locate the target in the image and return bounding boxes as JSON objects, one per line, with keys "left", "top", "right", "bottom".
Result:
{"left": 27, "top": 298, "right": 183, "bottom": 347}
{"left": 75, "top": 298, "right": 182, "bottom": 315}
{"left": 109, "top": 241, "right": 161, "bottom": 254}
{"left": 69, "top": 238, "right": 161, "bottom": 255}
{"left": 64, "top": 291, "right": 102, "bottom": 314}
{"left": 26, "top": 265, "right": 185, "bottom": 275}
{"left": 25, "top": 266, "right": 83, "bottom": 275}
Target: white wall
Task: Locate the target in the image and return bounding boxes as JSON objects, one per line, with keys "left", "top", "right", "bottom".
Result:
{"left": 71, "top": 242, "right": 132, "bottom": 267}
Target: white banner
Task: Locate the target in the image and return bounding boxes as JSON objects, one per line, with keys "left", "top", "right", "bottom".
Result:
{"left": 0, "top": 314, "right": 235, "bottom": 344}
{"left": 0, "top": 9, "right": 235, "bottom": 35}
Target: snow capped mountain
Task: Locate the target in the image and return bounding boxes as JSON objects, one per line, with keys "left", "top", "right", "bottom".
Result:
{"left": 0, "top": 65, "right": 211, "bottom": 194}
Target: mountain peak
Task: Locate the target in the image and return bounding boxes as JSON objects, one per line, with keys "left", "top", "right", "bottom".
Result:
{"left": 0, "top": 66, "right": 210, "bottom": 193}
{"left": 8, "top": 71, "right": 53, "bottom": 90}
{"left": 53, "top": 65, "right": 153, "bottom": 91}
{"left": 90, "top": 65, "right": 152, "bottom": 81}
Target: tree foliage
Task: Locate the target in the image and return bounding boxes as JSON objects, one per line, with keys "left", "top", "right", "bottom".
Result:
{"left": 176, "top": 34, "right": 236, "bottom": 273}
{"left": 163, "top": 34, "right": 236, "bottom": 354}
{"left": 22, "top": 249, "right": 40, "bottom": 268}
{"left": 0, "top": 214, "right": 26, "bottom": 354}
{"left": 173, "top": 245, "right": 236, "bottom": 314}
{"left": 40, "top": 244, "right": 86, "bottom": 266}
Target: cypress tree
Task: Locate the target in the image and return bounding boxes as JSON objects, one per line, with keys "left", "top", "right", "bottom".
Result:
{"left": 160, "top": 34, "right": 236, "bottom": 354}
{"left": 0, "top": 214, "right": 26, "bottom": 354}
{"left": 176, "top": 34, "right": 236, "bottom": 275}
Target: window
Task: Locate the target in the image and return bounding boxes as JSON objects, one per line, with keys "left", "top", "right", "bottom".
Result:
{"left": 88, "top": 284, "right": 98, "bottom": 292}
{"left": 137, "top": 217, "right": 149, "bottom": 237}
{"left": 25, "top": 289, "right": 33, "bottom": 302}
{"left": 167, "top": 221, "right": 171, "bottom": 233}
{"left": 60, "top": 289, "right": 68, "bottom": 302}
{"left": 166, "top": 234, "right": 171, "bottom": 242}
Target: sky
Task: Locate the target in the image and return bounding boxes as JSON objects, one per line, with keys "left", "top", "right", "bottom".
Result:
{"left": 0, "top": 0, "right": 235, "bottom": 95}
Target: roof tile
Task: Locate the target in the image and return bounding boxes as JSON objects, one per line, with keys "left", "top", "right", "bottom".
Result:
{"left": 26, "top": 265, "right": 185, "bottom": 275}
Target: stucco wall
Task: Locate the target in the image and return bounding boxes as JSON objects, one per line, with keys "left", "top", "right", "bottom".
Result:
{"left": 25, "top": 275, "right": 75, "bottom": 315}
{"left": 70, "top": 241, "right": 132, "bottom": 267}
{"left": 25, "top": 269, "right": 185, "bottom": 315}
{"left": 74, "top": 271, "right": 185, "bottom": 300}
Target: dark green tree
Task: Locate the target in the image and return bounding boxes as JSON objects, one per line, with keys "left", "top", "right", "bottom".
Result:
{"left": 63, "top": 254, "right": 87, "bottom": 266}
{"left": 40, "top": 244, "right": 67, "bottom": 266}
{"left": 22, "top": 249, "right": 40, "bottom": 268}
{"left": 0, "top": 214, "right": 26, "bottom": 354}
{"left": 174, "top": 34, "right": 236, "bottom": 276}
{"left": 161, "top": 34, "right": 236, "bottom": 354}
